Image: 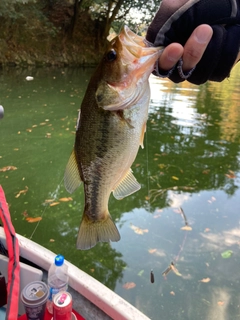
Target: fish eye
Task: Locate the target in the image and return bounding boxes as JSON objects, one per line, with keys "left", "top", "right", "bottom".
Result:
{"left": 106, "top": 49, "right": 117, "bottom": 62}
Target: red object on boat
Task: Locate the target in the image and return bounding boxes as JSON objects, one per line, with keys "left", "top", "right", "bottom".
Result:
{"left": 18, "top": 309, "right": 85, "bottom": 320}
{"left": 0, "top": 185, "right": 20, "bottom": 320}
{"left": 53, "top": 292, "right": 72, "bottom": 320}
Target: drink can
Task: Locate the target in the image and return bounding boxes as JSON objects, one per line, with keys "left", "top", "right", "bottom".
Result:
{"left": 21, "top": 281, "right": 49, "bottom": 320}
{"left": 53, "top": 291, "right": 72, "bottom": 320}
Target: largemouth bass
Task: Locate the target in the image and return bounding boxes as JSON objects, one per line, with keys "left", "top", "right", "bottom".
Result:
{"left": 64, "top": 26, "right": 162, "bottom": 250}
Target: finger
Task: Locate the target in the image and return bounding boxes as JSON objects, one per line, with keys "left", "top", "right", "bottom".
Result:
{"left": 182, "top": 24, "right": 213, "bottom": 72}
{"left": 158, "top": 43, "right": 184, "bottom": 71}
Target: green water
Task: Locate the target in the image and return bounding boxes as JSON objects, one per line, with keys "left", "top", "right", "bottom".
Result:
{"left": 1, "top": 65, "right": 240, "bottom": 320}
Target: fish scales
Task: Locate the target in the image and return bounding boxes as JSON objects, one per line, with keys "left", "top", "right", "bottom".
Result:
{"left": 64, "top": 26, "right": 162, "bottom": 250}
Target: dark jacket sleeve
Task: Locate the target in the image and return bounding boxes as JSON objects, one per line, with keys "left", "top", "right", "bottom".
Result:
{"left": 147, "top": 0, "right": 240, "bottom": 84}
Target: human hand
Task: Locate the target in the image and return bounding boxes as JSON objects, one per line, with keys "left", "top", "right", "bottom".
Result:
{"left": 158, "top": 24, "right": 213, "bottom": 73}
{"left": 147, "top": 0, "right": 240, "bottom": 84}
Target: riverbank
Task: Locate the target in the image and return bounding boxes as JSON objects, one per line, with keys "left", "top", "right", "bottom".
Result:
{"left": 0, "top": 29, "right": 102, "bottom": 68}
{"left": 0, "top": 3, "right": 105, "bottom": 68}
{"left": 0, "top": 42, "right": 100, "bottom": 68}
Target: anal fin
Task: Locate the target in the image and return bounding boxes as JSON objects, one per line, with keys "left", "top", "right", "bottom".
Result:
{"left": 113, "top": 169, "right": 141, "bottom": 200}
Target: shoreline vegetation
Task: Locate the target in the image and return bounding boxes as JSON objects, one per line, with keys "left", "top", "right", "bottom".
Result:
{"left": 0, "top": 1, "right": 104, "bottom": 68}
{"left": 0, "top": 0, "right": 158, "bottom": 68}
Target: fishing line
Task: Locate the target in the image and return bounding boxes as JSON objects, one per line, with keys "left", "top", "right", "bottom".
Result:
{"left": 174, "top": 229, "right": 188, "bottom": 263}
{"left": 29, "top": 177, "right": 64, "bottom": 240}
{"left": 145, "top": 123, "right": 151, "bottom": 214}
{"left": 161, "top": 207, "right": 190, "bottom": 279}
{"left": 174, "top": 207, "right": 190, "bottom": 263}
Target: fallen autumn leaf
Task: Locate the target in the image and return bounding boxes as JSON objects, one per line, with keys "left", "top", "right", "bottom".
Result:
{"left": 49, "top": 202, "right": 60, "bottom": 207}
{"left": 199, "top": 277, "right": 211, "bottom": 283}
{"left": 181, "top": 225, "right": 192, "bottom": 231}
{"left": 130, "top": 224, "right": 148, "bottom": 235}
{"left": 123, "top": 282, "right": 136, "bottom": 290}
{"left": 26, "top": 217, "right": 42, "bottom": 223}
{"left": 15, "top": 186, "right": 28, "bottom": 198}
{"left": 0, "top": 166, "right": 17, "bottom": 172}
{"left": 59, "top": 197, "right": 73, "bottom": 202}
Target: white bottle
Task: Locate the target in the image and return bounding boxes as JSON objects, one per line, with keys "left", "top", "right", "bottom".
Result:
{"left": 46, "top": 254, "right": 69, "bottom": 314}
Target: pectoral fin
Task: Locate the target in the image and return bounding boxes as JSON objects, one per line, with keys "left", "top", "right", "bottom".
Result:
{"left": 113, "top": 169, "right": 141, "bottom": 200}
{"left": 64, "top": 150, "right": 82, "bottom": 194}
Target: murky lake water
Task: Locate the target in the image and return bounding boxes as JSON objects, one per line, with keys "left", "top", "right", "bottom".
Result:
{"left": 1, "top": 65, "right": 240, "bottom": 320}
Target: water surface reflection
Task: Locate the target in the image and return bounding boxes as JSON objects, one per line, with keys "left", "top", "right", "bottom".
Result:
{"left": 0, "top": 65, "right": 240, "bottom": 319}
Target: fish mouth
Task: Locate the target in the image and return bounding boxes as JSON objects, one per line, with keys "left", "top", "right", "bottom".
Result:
{"left": 96, "top": 26, "right": 162, "bottom": 111}
{"left": 119, "top": 25, "right": 162, "bottom": 70}
{"left": 99, "top": 26, "right": 162, "bottom": 112}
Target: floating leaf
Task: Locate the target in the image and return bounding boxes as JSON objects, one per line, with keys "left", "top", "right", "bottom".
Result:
{"left": 148, "top": 248, "right": 157, "bottom": 254}
{"left": 172, "top": 176, "right": 179, "bottom": 181}
{"left": 149, "top": 248, "right": 166, "bottom": 257}
{"left": 202, "top": 169, "right": 210, "bottom": 174}
{"left": 137, "top": 270, "right": 144, "bottom": 277}
{"left": 50, "top": 202, "right": 60, "bottom": 207}
{"left": 123, "top": 282, "right": 136, "bottom": 290}
{"left": 221, "top": 250, "right": 233, "bottom": 259}
{"left": 130, "top": 224, "right": 148, "bottom": 235}
{"left": 22, "top": 210, "right": 28, "bottom": 218}
{"left": 59, "top": 197, "right": 73, "bottom": 202}
{"left": 15, "top": 186, "right": 28, "bottom": 198}
{"left": 171, "top": 265, "right": 182, "bottom": 277}
{"left": 0, "top": 166, "right": 17, "bottom": 172}
{"left": 199, "top": 277, "right": 211, "bottom": 283}
{"left": 158, "top": 163, "right": 166, "bottom": 169}
{"left": 44, "top": 199, "right": 55, "bottom": 203}
{"left": 162, "top": 262, "right": 181, "bottom": 277}
{"left": 225, "top": 170, "right": 236, "bottom": 179}
{"left": 181, "top": 225, "right": 192, "bottom": 231}
{"left": 26, "top": 217, "right": 42, "bottom": 223}
{"left": 182, "top": 186, "right": 194, "bottom": 191}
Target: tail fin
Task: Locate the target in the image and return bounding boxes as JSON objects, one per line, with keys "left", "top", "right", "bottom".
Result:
{"left": 76, "top": 213, "right": 120, "bottom": 250}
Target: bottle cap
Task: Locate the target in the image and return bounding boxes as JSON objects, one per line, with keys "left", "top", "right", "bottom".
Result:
{"left": 55, "top": 254, "right": 64, "bottom": 267}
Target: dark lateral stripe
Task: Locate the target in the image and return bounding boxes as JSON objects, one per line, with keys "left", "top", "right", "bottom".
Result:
{"left": 90, "top": 113, "right": 111, "bottom": 218}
